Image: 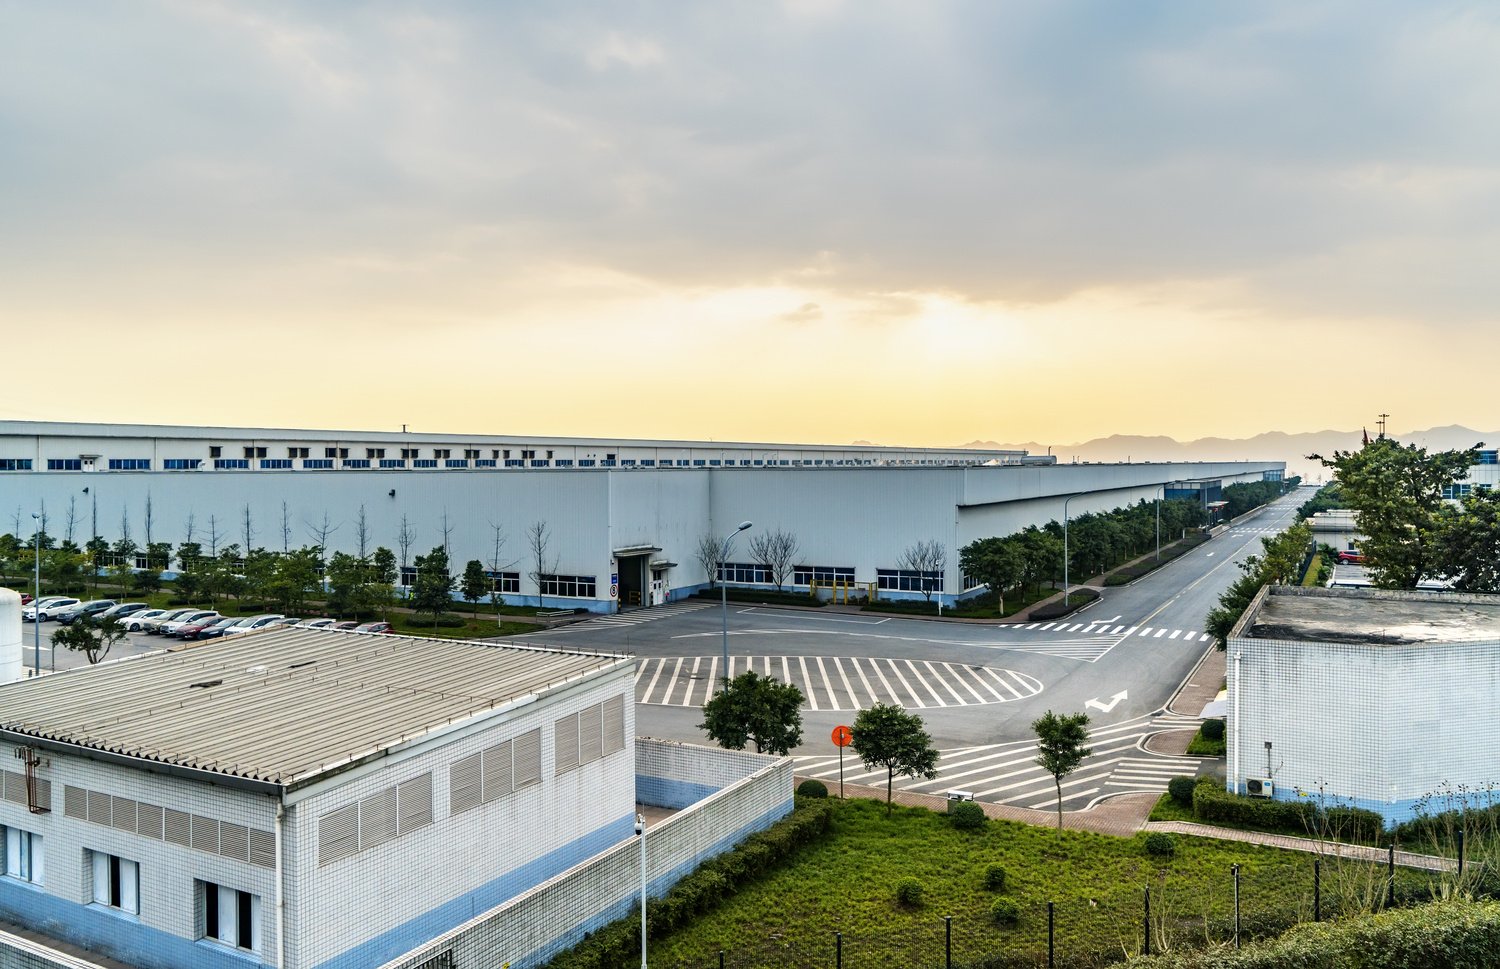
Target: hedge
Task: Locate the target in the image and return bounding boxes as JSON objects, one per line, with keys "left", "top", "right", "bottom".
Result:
{"left": 1103, "top": 535, "right": 1211, "bottom": 586}
{"left": 1133, "top": 899, "right": 1500, "bottom": 969}
{"left": 1028, "top": 588, "right": 1100, "bottom": 621}
{"left": 693, "top": 588, "right": 827, "bottom": 608}
{"left": 545, "top": 797, "right": 837, "bottom": 969}
{"left": 1192, "top": 781, "right": 1316, "bottom": 831}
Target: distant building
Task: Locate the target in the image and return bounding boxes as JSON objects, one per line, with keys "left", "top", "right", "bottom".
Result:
{"left": 1227, "top": 585, "right": 1500, "bottom": 823}
{"left": 0, "top": 420, "right": 1285, "bottom": 611}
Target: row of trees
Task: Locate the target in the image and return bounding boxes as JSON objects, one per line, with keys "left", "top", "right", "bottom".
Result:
{"left": 1222, "top": 478, "right": 1299, "bottom": 519}
{"left": 1204, "top": 520, "right": 1315, "bottom": 646}
{"left": 960, "top": 499, "right": 1208, "bottom": 607}
{"left": 1312, "top": 437, "right": 1500, "bottom": 591}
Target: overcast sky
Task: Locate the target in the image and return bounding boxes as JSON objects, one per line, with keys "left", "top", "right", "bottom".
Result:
{"left": 3, "top": 1, "right": 1497, "bottom": 446}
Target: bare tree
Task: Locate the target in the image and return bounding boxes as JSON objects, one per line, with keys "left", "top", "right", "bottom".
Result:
{"left": 354, "top": 505, "right": 371, "bottom": 561}
{"left": 280, "top": 501, "right": 292, "bottom": 554}
{"left": 206, "top": 515, "right": 223, "bottom": 557}
{"left": 304, "top": 511, "right": 341, "bottom": 580}
{"left": 487, "top": 521, "right": 512, "bottom": 609}
{"left": 694, "top": 533, "right": 725, "bottom": 588}
{"left": 143, "top": 492, "right": 155, "bottom": 547}
{"left": 242, "top": 504, "right": 257, "bottom": 554}
{"left": 397, "top": 514, "right": 416, "bottom": 571}
{"left": 748, "top": 529, "right": 800, "bottom": 592}
{"left": 64, "top": 496, "right": 80, "bottom": 545}
{"left": 526, "top": 521, "right": 558, "bottom": 594}
{"left": 183, "top": 510, "right": 196, "bottom": 544}
{"left": 37, "top": 500, "right": 48, "bottom": 543}
{"left": 440, "top": 509, "right": 454, "bottom": 562}
{"left": 11, "top": 506, "right": 23, "bottom": 538}
{"left": 118, "top": 508, "right": 131, "bottom": 549}
{"left": 897, "top": 539, "right": 948, "bottom": 602}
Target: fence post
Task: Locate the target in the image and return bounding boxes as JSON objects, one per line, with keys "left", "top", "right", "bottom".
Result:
{"left": 1232, "top": 863, "right": 1241, "bottom": 949}
{"left": 719, "top": 951, "right": 724, "bottom": 969}
{"left": 1048, "top": 901, "right": 1055, "bottom": 968}
{"left": 1458, "top": 828, "right": 1466, "bottom": 880}
{"left": 1387, "top": 843, "right": 1395, "bottom": 908}
{"left": 835, "top": 931, "right": 842, "bottom": 969}
{"left": 1143, "top": 887, "right": 1151, "bottom": 956}
{"left": 945, "top": 915, "right": 952, "bottom": 969}
{"left": 1313, "top": 859, "right": 1321, "bottom": 922}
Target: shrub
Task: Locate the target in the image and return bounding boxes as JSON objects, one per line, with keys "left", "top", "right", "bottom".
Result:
{"left": 895, "top": 878, "right": 924, "bottom": 907}
{"left": 1143, "top": 832, "right": 1177, "bottom": 858}
{"left": 796, "top": 779, "right": 828, "bottom": 799}
{"left": 1029, "top": 588, "right": 1100, "bottom": 621}
{"left": 1192, "top": 781, "right": 1316, "bottom": 831}
{"left": 1200, "top": 718, "right": 1226, "bottom": 742}
{"left": 950, "top": 801, "right": 986, "bottom": 831}
{"left": 1322, "top": 805, "right": 1385, "bottom": 844}
{"left": 1167, "top": 776, "right": 1197, "bottom": 807}
{"left": 983, "top": 864, "right": 1007, "bottom": 892}
{"left": 990, "top": 897, "right": 1020, "bottom": 927}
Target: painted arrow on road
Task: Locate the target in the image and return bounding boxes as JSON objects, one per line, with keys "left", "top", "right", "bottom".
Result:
{"left": 1085, "top": 691, "right": 1128, "bottom": 713}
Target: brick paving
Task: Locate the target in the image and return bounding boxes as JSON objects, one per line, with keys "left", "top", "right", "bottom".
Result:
{"left": 1144, "top": 821, "right": 1455, "bottom": 872}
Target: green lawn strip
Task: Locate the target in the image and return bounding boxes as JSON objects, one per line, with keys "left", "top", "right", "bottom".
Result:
{"left": 390, "top": 616, "right": 534, "bottom": 639}
{"left": 1300, "top": 553, "right": 1323, "bottom": 587}
{"left": 1149, "top": 793, "right": 1198, "bottom": 824}
{"left": 693, "top": 589, "right": 829, "bottom": 608}
{"left": 860, "top": 585, "right": 1055, "bottom": 619}
{"left": 644, "top": 799, "right": 1431, "bottom": 968}
{"left": 1185, "top": 729, "right": 1226, "bottom": 757}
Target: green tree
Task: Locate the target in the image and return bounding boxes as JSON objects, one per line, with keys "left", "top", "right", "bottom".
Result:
{"left": 1438, "top": 487, "right": 1500, "bottom": 592}
{"left": 1033, "top": 710, "right": 1092, "bottom": 830}
{"left": 369, "top": 547, "right": 398, "bottom": 620}
{"left": 325, "top": 551, "right": 364, "bottom": 617}
{"left": 270, "top": 547, "right": 322, "bottom": 615}
{"left": 132, "top": 567, "right": 163, "bottom": 595}
{"left": 460, "top": 559, "right": 488, "bottom": 617}
{"left": 959, "top": 537, "right": 1025, "bottom": 613}
{"left": 52, "top": 615, "right": 129, "bottom": 665}
{"left": 698, "top": 670, "right": 805, "bottom": 755}
{"left": 145, "top": 541, "right": 173, "bottom": 570}
{"left": 411, "top": 545, "right": 455, "bottom": 628}
{"left": 850, "top": 703, "right": 940, "bottom": 815}
{"left": 1204, "top": 521, "right": 1313, "bottom": 647}
{"left": 1312, "top": 437, "right": 1478, "bottom": 588}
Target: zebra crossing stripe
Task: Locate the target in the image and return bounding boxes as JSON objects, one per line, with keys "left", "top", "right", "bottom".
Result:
{"left": 941, "top": 662, "right": 988, "bottom": 704}
{"left": 797, "top": 656, "right": 818, "bottom": 710}
{"left": 680, "top": 657, "right": 702, "bottom": 706}
{"left": 641, "top": 659, "right": 670, "bottom": 704}
{"left": 1040, "top": 622, "right": 1056, "bottom": 630}
{"left": 1138, "top": 627, "right": 1151, "bottom": 636}
{"left": 1169, "top": 630, "right": 1182, "bottom": 639}
{"left": 1153, "top": 629, "right": 1167, "bottom": 638}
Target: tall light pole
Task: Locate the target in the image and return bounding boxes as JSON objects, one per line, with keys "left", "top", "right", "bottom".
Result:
{"left": 1155, "top": 485, "right": 1165, "bottom": 561}
{"left": 719, "top": 521, "right": 753, "bottom": 687}
{"left": 635, "top": 813, "right": 648, "bottom": 969}
{"left": 1062, "top": 495, "right": 1079, "bottom": 606}
{"left": 31, "top": 512, "right": 41, "bottom": 676}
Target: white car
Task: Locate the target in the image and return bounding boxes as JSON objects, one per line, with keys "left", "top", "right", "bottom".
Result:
{"left": 124, "top": 608, "right": 174, "bottom": 632}
{"left": 23, "top": 597, "right": 80, "bottom": 622}
{"left": 160, "top": 611, "right": 221, "bottom": 637}
{"left": 297, "top": 618, "right": 337, "bottom": 629}
{"left": 222, "top": 614, "right": 285, "bottom": 636}
{"left": 136, "top": 608, "right": 202, "bottom": 634}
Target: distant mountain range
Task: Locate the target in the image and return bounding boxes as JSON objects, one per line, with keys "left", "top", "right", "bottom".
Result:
{"left": 957, "top": 426, "right": 1496, "bottom": 482}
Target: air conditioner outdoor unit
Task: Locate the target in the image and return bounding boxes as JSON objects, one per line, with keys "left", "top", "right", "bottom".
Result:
{"left": 1245, "top": 777, "right": 1274, "bottom": 798}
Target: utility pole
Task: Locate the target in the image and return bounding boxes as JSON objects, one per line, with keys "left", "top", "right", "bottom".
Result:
{"left": 1377, "top": 413, "right": 1389, "bottom": 439}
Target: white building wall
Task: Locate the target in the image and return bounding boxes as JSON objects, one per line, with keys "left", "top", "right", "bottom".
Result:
{"left": 283, "top": 664, "right": 636, "bottom": 969}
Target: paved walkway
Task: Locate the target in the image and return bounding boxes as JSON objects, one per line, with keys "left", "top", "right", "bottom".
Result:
{"left": 1144, "top": 822, "right": 1455, "bottom": 872}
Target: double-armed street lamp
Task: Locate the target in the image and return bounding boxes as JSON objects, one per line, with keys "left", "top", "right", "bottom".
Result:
{"left": 719, "top": 521, "right": 753, "bottom": 687}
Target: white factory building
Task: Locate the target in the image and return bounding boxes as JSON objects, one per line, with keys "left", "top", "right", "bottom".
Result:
{"left": 1, "top": 421, "right": 1285, "bottom": 611}
{"left": 1227, "top": 585, "right": 1500, "bottom": 824}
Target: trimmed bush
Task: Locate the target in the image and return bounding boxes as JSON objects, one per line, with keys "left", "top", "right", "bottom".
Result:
{"left": 1322, "top": 805, "right": 1385, "bottom": 844}
{"left": 1192, "top": 781, "right": 1316, "bottom": 832}
{"left": 796, "top": 779, "right": 828, "bottom": 799}
{"left": 1200, "top": 718, "right": 1226, "bottom": 742}
{"left": 1167, "top": 776, "right": 1197, "bottom": 807}
{"left": 983, "top": 864, "right": 1007, "bottom": 892}
{"left": 1029, "top": 588, "right": 1100, "bottom": 621}
{"left": 990, "top": 897, "right": 1020, "bottom": 927}
{"left": 895, "top": 878, "right": 924, "bottom": 907}
{"left": 1143, "top": 832, "right": 1177, "bottom": 858}
{"left": 950, "top": 801, "right": 986, "bottom": 831}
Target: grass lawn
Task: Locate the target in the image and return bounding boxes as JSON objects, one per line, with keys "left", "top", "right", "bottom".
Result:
{"left": 646, "top": 799, "right": 1429, "bottom": 968}
{"left": 390, "top": 614, "right": 534, "bottom": 639}
{"left": 861, "top": 585, "right": 1058, "bottom": 619}
{"left": 1301, "top": 553, "right": 1324, "bottom": 587}
{"left": 1185, "top": 726, "right": 1226, "bottom": 757}
{"left": 1148, "top": 793, "right": 1200, "bottom": 824}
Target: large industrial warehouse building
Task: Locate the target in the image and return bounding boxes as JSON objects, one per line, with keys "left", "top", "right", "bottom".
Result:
{"left": 1, "top": 421, "right": 1285, "bottom": 611}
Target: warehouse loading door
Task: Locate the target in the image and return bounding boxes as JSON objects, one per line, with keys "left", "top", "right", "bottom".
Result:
{"left": 617, "top": 553, "right": 650, "bottom": 610}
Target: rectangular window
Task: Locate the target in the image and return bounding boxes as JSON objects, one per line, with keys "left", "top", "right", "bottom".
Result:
{"left": 486, "top": 570, "right": 521, "bottom": 593}
{"left": 876, "top": 569, "right": 942, "bottom": 592}
{"left": 433, "top": 449, "right": 450, "bottom": 459}
{"left": 640, "top": 459, "right": 655, "bottom": 467}
{"left": 475, "top": 459, "right": 496, "bottom": 467}
{"left": 692, "top": 459, "right": 706, "bottom": 467}
{"left": 209, "top": 446, "right": 222, "bottom": 458}
{"left": 621, "top": 459, "right": 636, "bottom": 466}
{"left": 242, "top": 446, "right": 266, "bottom": 459}
{"left": 539, "top": 574, "right": 597, "bottom": 598}
{"left": 708, "top": 459, "right": 721, "bottom": 466}
{"left": 259, "top": 459, "right": 293, "bottom": 469}
{"left": 302, "top": 459, "right": 333, "bottom": 469}
{"left": 463, "top": 449, "right": 480, "bottom": 460}
{"left": 1480, "top": 451, "right": 1499, "bottom": 465}
{"left": 793, "top": 565, "right": 856, "bottom": 586}
{"left": 162, "top": 458, "right": 201, "bottom": 470}
{"left": 90, "top": 851, "right": 139, "bottom": 915}
{"left": 504, "top": 459, "right": 524, "bottom": 467}
{"left": 554, "top": 459, "right": 574, "bottom": 467}
{"left": 717, "top": 562, "right": 772, "bottom": 584}
{"left": 46, "top": 459, "right": 83, "bottom": 471}
{"left": 367, "top": 448, "right": 386, "bottom": 459}
{"left": 199, "top": 881, "right": 260, "bottom": 953}
{"left": 399, "top": 566, "right": 417, "bottom": 587}
{"left": 1444, "top": 483, "right": 1474, "bottom": 499}
{"left": 530, "top": 459, "right": 549, "bottom": 467}
{"left": 2, "top": 827, "right": 43, "bottom": 885}
{"left": 445, "top": 459, "right": 468, "bottom": 468}
{"left": 107, "top": 458, "right": 151, "bottom": 470}
{"left": 677, "top": 459, "right": 690, "bottom": 467}
{"left": 0, "top": 459, "right": 33, "bottom": 471}
{"left": 412, "top": 459, "right": 438, "bottom": 468}
{"left": 601, "top": 459, "right": 616, "bottom": 467}
{"left": 379, "top": 459, "right": 406, "bottom": 469}
{"left": 288, "top": 447, "right": 310, "bottom": 459}
{"left": 213, "top": 459, "right": 250, "bottom": 470}
{"left": 521, "top": 450, "right": 535, "bottom": 460}
{"left": 577, "top": 459, "right": 596, "bottom": 467}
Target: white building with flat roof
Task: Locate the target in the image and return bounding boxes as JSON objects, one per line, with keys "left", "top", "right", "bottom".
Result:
{"left": 0, "top": 420, "right": 1286, "bottom": 611}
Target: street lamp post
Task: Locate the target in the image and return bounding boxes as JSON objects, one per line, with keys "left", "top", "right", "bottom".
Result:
{"left": 719, "top": 521, "right": 753, "bottom": 687}
{"left": 1062, "top": 494, "right": 1080, "bottom": 606}
{"left": 1155, "top": 485, "right": 1164, "bottom": 561}
{"left": 635, "top": 813, "right": 648, "bottom": 969}
{"left": 31, "top": 512, "right": 41, "bottom": 676}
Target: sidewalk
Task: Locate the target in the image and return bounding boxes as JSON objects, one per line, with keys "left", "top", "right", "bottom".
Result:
{"left": 1143, "top": 821, "right": 1455, "bottom": 873}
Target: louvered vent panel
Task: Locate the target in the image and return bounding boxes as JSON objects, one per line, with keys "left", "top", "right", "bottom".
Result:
{"left": 513, "top": 729, "right": 542, "bottom": 788}
{"left": 555, "top": 713, "right": 580, "bottom": 774}
{"left": 482, "top": 742, "right": 513, "bottom": 803}
{"left": 137, "top": 802, "right": 164, "bottom": 840}
{"left": 318, "top": 804, "right": 359, "bottom": 867}
{"left": 64, "top": 785, "right": 87, "bottom": 819}
{"left": 359, "top": 788, "right": 398, "bottom": 850}
{"left": 219, "top": 822, "right": 249, "bottom": 862}
{"left": 602, "top": 694, "right": 626, "bottom": 755}
{"left": 164, "top": 808, "right": 192, "bottom": 847}
{"left": 578, "top": 704, "right": 603, "bottom": 764}
{"left": 111, "top": 796, "right": 138, "bottom": 833}
{"left": 248, "top": 829, "right": 276, "bottom": 868}
{"left": 33, "top": 778, "right": 51, "bottom": 812}
{"left": 191, "top": 815, "right": 219, "bottom": 854}
{"left": 398, "top": 774, "right": 433, "bottom": 832}
{"left": 449, "top": 754, "right": 482, "bottom": 816}
{"left": 1, "top": 771, "right": 22, "bottom": 804}
{"left": 87, "top": 790, "right": 111, "bottom": 826}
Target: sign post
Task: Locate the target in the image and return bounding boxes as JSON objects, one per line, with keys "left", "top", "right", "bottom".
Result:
{"left": 831, "top": 725, "right": 853, "bottom": 799}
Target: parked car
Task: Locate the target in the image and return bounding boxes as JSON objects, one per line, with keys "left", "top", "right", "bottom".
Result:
{"left": 124, "top": 608, "right": 176, "bottom": 632}
{"left": 18, "top": 592, "right": 33, "bottom": 606}
{"left": 55, "top": 600, "right": 119, "bottom": 625}
{"left": 23, "top": 597, "right": 80, "bottom": 622}
{"left": 176, "top": 616, "right": 230, "bottom": 640}
{"left": 297, "top": 618, "right": 337, "bottom": 629}
{"left": 1337, "top": 550, "right": 1366, "bottom": 564}
{"left": 195, "top": 617, "right": 244, "bottom": 640}
{"left": 98, "top": 602, "right": 150, "bottom": 620}
{"left": 221, "top": 614, "right": 286, "bottom": 637}
{"left": 353, "top": 621, "right": 392, "bottom": 634}
{"left": 157, "top": 610, "right": 220, "bottom": 636}
{"left": 331, "top": 620, "right": 360, "bottom": 631}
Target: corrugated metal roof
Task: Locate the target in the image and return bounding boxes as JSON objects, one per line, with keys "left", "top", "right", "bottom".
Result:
{"left": 0, "top": 628, "right": 629, "bottom": 790}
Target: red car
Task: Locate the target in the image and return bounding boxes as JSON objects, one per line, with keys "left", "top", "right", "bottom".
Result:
{"left": 18, "top": 592, "right": 33, "bottom": 606}
{"left": 1337, "top": 550, "right": 1365, "bottom": 564}
{"left": 332, "top": 621, "right": 360, "bottom": 631}
{"left": 354, "top": 622, "right": 392, "bottom": 634}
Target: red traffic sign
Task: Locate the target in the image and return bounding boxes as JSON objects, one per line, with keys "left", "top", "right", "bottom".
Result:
{"left": 831, "top": 725, "right": 853, "bottom": 748}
